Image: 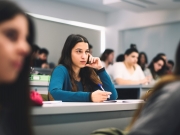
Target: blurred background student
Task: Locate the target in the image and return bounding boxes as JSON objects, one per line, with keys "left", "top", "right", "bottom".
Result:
{"left": 30, "top": 44, "right": 40, "bottom": 67}
{"left": 34, "top": 48, "right": 50, "bottom": 68}
{"left": 0, "top": 1, "right": 35, "bottom": 135}
{"left": 156, "top": 53, "right": 171, "bottom": 74}
{"left": 89, "top": 44, "right": 93, "bottom": 54}
{"left": 100, "top": 49, "right": 114, "bottom": 75}
{"left": 116, "top": 54, "right": 124, "bottom": 62}
{"left": 144, "top": 56, "right": 166, "bottom": 85}
{"left": 138, "top": 52, "right": 148, "bottom": 71}
{"left": 167, "top": 60, "right": 174, "bottom": 74}
{"left": 112, "top": 48, "right": 150, "bottom": 85}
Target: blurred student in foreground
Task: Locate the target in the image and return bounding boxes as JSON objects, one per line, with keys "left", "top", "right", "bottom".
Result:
{"left": 112, "top": 48, "right": 150, "bottom": 85}
{"left": 144, "top": 56, "right": 166, "bottom": 85}
{"left": 92, "top": 41, "right": 180, "bottom": 135}
{"left": 0, "top": 1, "right": 34, "bottom": 135}
{"left": 49, "top": 34, "right": 117, "bottom": 102}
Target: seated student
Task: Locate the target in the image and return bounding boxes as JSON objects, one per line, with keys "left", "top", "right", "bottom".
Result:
{"left": 91, "top": 42, "right": 180, "bottom": 135}
{"left": 34, "top": 48, "right": 50, "bottom": 68}
{"left": 156, "top": 53, "right": 171, "bottom": 74}
{"left": 0, "top": 1, "right": 34, "bottom": 135}
{"left": 30, "top": 44, "right": 40, "bottom": 67}
{"left": 138, "top": 52, "right": 148, "bottom": 71}
{"left": 49, "top": 34, "right": 117, "bottom": 102}
{"left": 167, "top": 60, "right": 174, "bottom": 74}
{"left": 100, "top": 49, "right": 114, "bottom": 75}
{"left": 144, "top": 56, "right": 166, "bottom": 85}
{"left": 112, "top": 48, "right": 149, "bottom": 85}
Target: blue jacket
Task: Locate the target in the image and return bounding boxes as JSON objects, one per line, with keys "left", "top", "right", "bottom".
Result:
{"left": 49, "top": 65, "right": 117, "bottom": 102}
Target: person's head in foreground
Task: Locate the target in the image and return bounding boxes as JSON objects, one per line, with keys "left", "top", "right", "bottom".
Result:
{"left": 0, "top": 1, "right": 34, "bottom": 135}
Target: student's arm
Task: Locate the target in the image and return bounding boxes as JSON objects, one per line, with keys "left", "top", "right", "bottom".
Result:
{"left": 49, "top": 66, "right": 90, "bottom": 102}
{"left": 128, "top": 82, "right": 180, "bottom": 135}
{"left": 97, "top": 68, "right": 118, "bottom": 100}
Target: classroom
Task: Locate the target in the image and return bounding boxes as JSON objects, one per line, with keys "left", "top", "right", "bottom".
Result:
{"left": 0, "top": 0, "right": 180, "bottom": 135}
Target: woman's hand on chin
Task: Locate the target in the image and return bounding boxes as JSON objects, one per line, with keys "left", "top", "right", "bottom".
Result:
{"left": 85, "top": 54, "right": 103, "bottom": 70}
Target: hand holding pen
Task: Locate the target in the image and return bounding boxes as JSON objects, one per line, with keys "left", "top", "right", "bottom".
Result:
{"left": 98, "top": 84, "right": 110, "bottom": 98}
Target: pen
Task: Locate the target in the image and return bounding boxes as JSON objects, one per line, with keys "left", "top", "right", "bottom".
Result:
{"left": 98, "top": 84, "right": 110, "bottom": 98}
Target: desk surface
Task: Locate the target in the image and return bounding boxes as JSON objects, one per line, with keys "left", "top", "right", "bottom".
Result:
{"left": 30, "top": 81, "right": 153, "bottom": 89}
{"left": 32, "top": 100, "right": 144, "bottom": 115}
{"left": 32, "top": 100, "right": 143, "bottom": 135}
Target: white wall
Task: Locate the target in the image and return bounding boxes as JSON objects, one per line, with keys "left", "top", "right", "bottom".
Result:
{"left": 122, "top": 22, "right": 180, "bottom": 62}
{"left": 14, "top": 0, "right": 180, "bottom": 62}
{"left": 14, "top": 0, "right": 106, "bottom": 26}
{"left": 106, "top": 9, "right": 180, "bottom": 60}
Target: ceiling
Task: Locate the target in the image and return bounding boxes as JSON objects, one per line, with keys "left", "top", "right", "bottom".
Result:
{"left": 55, "top": 0, "right": 180, "bottom": 13}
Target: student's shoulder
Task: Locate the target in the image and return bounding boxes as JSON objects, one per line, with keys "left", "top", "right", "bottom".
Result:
{"left": 113, "top": 62, "right": 124, "bottom": 67}
{"left": 162, "top": 81, "right": 180, "bottom": 95}
{"left": 150, "top": 80, "right": 180, "bottom": 104}
{"left": 135, "top": 64, "right": 143, "bottom": 70}
{"left": 53, "top": 65, "right": 68, "bottom": 74}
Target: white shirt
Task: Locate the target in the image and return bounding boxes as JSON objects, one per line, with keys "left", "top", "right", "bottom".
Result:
{"left": 112, "top": 62, "right": 145, "bottom": 83}
{"left": 101, "top": 61, "right": 113, "bottom": 76}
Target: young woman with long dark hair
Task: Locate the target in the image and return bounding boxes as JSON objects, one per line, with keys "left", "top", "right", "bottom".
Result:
{"left": 49, "top": 34, "right": 117, "bottom": 102}
{"left": 144, "top": 56, "right": 166, "bottom": 84}
{"left": 138, "top": 52, "right": 148, "bottom": 71}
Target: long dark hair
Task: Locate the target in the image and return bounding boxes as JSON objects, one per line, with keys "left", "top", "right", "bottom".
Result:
{"left": 58, "top": 34, "right": 102, "bottom": 92}
{"left": 0, "top": 1, "right": 34, "bottom": 135}
{"left": 100, "top": 49, "right": 114, "bottom": 62}
{"left": 148, "top": 56, "right": 166, "bottom": 79}
{"left": 126, "top": 41, "right": 180, "bottom": 132}
{"left": 138, "top": 52, "right": 148, "bottom": 71}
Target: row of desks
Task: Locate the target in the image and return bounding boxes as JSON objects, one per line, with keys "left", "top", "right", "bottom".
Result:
{"left": 32, "top": 100, "right": 144, "bottom": 135}
{"left": 30, "top": 81, "right": 150, "bottom": 135}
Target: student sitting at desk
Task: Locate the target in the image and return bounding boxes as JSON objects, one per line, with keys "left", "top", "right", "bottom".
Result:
{"left": 49, "top": 34, "right": 117, "bottom": 102}
{"left": 100, "top": 49, "right": 114, "bottom": 75}
{"left": 144, "top": 56, "right": 166, "bottom": 85}
{"left": 112, "top": 48, "right": 150, "bottom": 85}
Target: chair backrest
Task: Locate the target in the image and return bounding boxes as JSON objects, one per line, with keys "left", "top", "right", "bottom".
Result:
{"left": 40, "top": 94, "right": 48, "bottom": 101}
{"left": 91, "top": 128, "right": 127, "bottom": 135}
